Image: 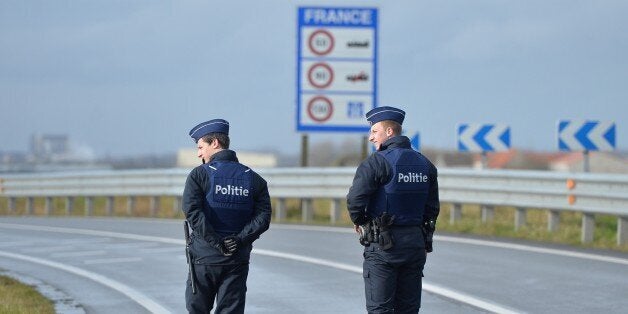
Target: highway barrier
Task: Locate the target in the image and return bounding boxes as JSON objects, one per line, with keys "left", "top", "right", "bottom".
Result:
{"left": 1, "top": 168, "right": 627, "bottom": 246}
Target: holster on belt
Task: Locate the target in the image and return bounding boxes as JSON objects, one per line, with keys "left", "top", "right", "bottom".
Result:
{"left": 359, "top": 212, "right": 395, "bottom": 250}
{"left": 376, "top": 212, "right": 395, "bottom": 250}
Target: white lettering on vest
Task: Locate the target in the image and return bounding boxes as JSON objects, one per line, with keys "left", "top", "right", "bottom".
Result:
{"left": 215, "top": 184, "right": 249, "bottom": 196}
{"left": 398, "top": 172, "right": 428, "bottom": 183}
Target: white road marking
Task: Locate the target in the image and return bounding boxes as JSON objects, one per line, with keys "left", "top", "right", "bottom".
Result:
{"left": 102, "top": 242, "right": 159, "bottom": 250}
{"left": 271, "top": 224, "right": 628, "bottom": 266}
{"left": 0, "top": 250, "right": 170, "bottom": 314}
{"left": 139, "top": 247, "right": 183, "bottom": 254}
{"left": 436, "top": 235, "right": 628, "bottom": 266}
{"left": 84, "top": 257, "right": 143, "bottom": 265}
{"left": 252, "top": 249, "right": 522, "bottom": 314}
{"left": 51, "top": 250, "right": 107, "bottom": 258}
{"left": 21, "top": 246, "right": 73, "bottom": 253}
{"left": 0, "top": 222, "right": 529, "bottom": 313}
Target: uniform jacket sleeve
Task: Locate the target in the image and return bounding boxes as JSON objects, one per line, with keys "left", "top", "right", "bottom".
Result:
{"left": 236, "top": 172, "right": 271, "bottom": 246}
{"left": 425, "top": 162, "right": 440, "bottom": 221}
{"left": 346, "top": 153, "right": 391, "bottom": 225}
{"left": 182, "top": 166, "right": 221, "bottom": 246}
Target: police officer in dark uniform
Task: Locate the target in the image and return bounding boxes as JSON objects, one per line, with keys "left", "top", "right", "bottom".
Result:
{"left": 182, "top": 119, "right": 272, "bottom": 314}
{"left": 347, "top": 106, "right": 440, "bottom": 313}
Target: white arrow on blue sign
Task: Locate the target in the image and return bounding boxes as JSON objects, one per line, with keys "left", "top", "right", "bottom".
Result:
{"left": 558, "top": 120, "right": 616, "bottom": 151}
{"left": 457, "top": 124, "right": 511, "bottom": 152}
{"left": 410, "top": 133, "right": 420, "bottom": 152}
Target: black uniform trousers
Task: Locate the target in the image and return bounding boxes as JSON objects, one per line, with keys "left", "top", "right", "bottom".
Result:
{"left": 362, "top": 226, "right": 427, "bottom": 314}
{"left": 186, "top": 263, "right": 249, "bottom": 314}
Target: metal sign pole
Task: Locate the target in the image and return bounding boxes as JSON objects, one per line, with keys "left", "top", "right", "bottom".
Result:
{"left": 583, "top": 150, "right": 590, "bottom": 173}
{"left": 361, "top": 136, "right": 369, "bottom": 160}
{"left": 300, "top": 134, "right": 309, "bottom": 167}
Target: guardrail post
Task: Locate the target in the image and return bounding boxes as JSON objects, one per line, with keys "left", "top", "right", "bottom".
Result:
{"left": 65, "top": 197, "right": 74, "bottom": 215}
{"left": 548, "top": 210, "right": 560, "bottom": 232}
{"left": 481, "top": 205, "right": 494, "bottom": 223}
{"left": 85, "top": 197, "right": 93, "bottom": 216}
{"left": 149, "top": 196, "right": 159, "bottom": 217}
{"left": 302, "top": 198, "right": 313, "bottom": 223}
{"left": 7, "top": 197, "right": 16, "bottom": 214}
{"left": 26, "top": 197, "right": 34, "bottom": 215}
{"left": 106, "top": 197, "right": 114, "bottom": 216}
{"left": 514, "top": 207, "right": 526, "bottom": 231}
{"left": 581, "top": 213, "right": 595, "bottom": 243}
{"left": 274, "top": 198, "right": 286, "bottom": 222}
{"left": 173, "top": 196, "right": 182, "bottom": 215}
{"left": 127, "top": 196, "right": 135, "bottom": 216}
{"left": 618, "top": 216, "right": 628, "bottom": 246}
{"left": 330, "top": 199, "right": 341, "bottom": 224}
{"left": 45, "top": 197, "right": 53, "bottom": 215}
{"left": 450, "top": 203, "right": 461, "bottom": 224}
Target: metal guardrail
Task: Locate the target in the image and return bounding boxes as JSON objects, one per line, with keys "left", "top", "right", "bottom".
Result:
{"left": 1, "top": 167, "right": 627, "bottom": 245}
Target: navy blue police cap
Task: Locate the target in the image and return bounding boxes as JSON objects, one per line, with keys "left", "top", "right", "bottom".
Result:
{"left": 189, "top": 119, "right": 229, "bottom": 142}
{"left": 365, "top": 106, "right": 405, "bottom": 125}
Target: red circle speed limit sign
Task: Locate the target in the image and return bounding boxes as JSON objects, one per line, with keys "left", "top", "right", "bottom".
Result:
{"left": 307, "top": 96, "right": 333, "bottom": 122}
{"left": 308, "top": 29, "right": 334, "bottom": 56}
{"left": 307, "top": 63, "right": 334, "bottom": 89}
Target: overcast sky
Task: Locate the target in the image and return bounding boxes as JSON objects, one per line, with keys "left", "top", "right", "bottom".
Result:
{"left": 1, "top": 1, "right": 626, "bottom": 157}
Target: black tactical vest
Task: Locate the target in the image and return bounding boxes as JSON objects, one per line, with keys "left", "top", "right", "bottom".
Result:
{"left": 366, "top": 148, "right": 431, "bottom": 225}
{"left": 203, "top": 161, "right": 254, "bottom": 236}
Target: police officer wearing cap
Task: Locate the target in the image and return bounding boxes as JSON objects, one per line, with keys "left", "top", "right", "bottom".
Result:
{"left": 182, "top": 119, "right": 271, "bottom": 313}
{"left": 347, "top": 106, "right": 440, "bottom": 313}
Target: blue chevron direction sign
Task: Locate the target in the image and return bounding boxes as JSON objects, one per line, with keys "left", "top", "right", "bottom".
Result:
{"left": 410, "top": 132, "right": 420, "bottom": 151}
{"left": 457, "top": 124, "right": 511, "bottom": 152}
{"left": 558, "top": 120, "right": 616, "bottom": 151}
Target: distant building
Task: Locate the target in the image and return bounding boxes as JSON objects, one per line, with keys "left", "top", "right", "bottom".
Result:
{"left": 176, "top": 149, "right": 278, "bottom": 169}
{"left": 30, "top": 134, "right": 70, "bottom": 161}
{"left": 465, "top": 149, "right": 628, "bottom": 174}
{"left": 549, "top": 152, "right": 628, "bottom": 174}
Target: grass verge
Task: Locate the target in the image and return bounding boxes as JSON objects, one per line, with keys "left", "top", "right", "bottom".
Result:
{"left": 0, "top": 275, "right": 55, "bottom": 314}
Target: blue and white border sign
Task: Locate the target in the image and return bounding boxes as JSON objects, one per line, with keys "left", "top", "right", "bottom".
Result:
{"left": 457, "top": 123, "right": 511, "bottom": 152}
{"left": 296, "top": 7, "right": 378, "bottom": 132}
{"left": 558, "top": 120, "right": 616, "bottom": 151}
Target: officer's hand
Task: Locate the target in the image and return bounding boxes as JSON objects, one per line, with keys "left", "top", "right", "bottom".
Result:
{"left": 223, "top": 236, "right": 241, "bottom": 255}
{"left": 213, "top": 242, "right": 232, "bottom": 256}
{"left": 426, "top": 241, "right": 433, "bottom": 253}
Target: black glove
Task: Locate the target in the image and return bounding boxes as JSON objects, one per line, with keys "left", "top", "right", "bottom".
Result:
{"left": 213, "top": 242, "right": 232, "bottom": 256}
{"left": 222, "top": 236, "right": 241, "bottom": 255}
{"left": 358, "top": 223, "right": 373, "bottom": 246}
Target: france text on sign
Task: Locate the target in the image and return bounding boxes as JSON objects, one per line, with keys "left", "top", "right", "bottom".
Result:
{"left": 296, "top": 7, "right": 378, "bottom": 133}
{"left": 558, "top": 120, "right": 616, "bottom": 151}
{"left": 458, "top": 124, "right": 511, "bottom": 152}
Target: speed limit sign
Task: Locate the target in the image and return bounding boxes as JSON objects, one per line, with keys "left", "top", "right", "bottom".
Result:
{"left": 308, "top": 29, "right": 334, "bottom": 56}
{"left": 307, "top": 96, "right": 333, "bottom": 122}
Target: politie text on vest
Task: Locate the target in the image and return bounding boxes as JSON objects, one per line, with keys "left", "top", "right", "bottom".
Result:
{"left": 398, "top": 172, "right": 428, "bottom": 183}
{"left": 215, "top": 184, "right": 249, "bottom": 196}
